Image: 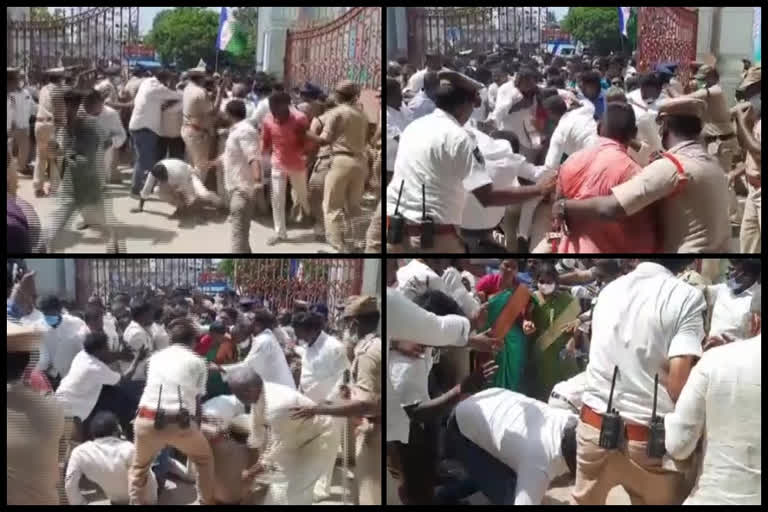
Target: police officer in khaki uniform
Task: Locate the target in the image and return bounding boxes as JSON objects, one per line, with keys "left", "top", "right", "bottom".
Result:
{"left": 365, "top": 96, "right": 383, "bottom": 253}
{"left": 7, "top": 321, "right": 66, "bottom": 505}
{"left": 685, "top": 64, "right": 741, "bottom": 225}
{"left": 557, "top": 96, "right": 731, "bottom": 252}
{"left": 306, "top": 80, "right": 369, "bottom": 252}
{"left": 182, "top": 67, "right": 224, "bottom": 182}
{"left": 290, "top": 295, "right": 381, "bottom": 504}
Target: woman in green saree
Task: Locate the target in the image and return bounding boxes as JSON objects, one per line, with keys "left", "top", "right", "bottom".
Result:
{"left": 527, "top": 262, "right": 582, "bottom": 401}
{"left": 478, "top": 259, "right": 537, "bottom": 391}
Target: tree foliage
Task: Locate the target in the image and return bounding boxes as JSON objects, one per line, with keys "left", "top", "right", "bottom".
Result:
{"left": 217, "top": 259, "right": 235, "bottom": 280}
{"left": 30, "top": 7, "right": 64, "bottom": 21}
{"left": 145, "top": 7, "right": 219, "bottom": 69}
{"left": 561, "top": 7, "right": 624, "bottom": 56}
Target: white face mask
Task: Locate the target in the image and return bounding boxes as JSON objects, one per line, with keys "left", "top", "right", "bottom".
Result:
{"left": 538, "top": 283, "right": 556, "bottom": 295}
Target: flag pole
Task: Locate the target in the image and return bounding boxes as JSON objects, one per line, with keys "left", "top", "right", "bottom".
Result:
{"left": 215, "top": 48, "right": 219, "bottom": 74}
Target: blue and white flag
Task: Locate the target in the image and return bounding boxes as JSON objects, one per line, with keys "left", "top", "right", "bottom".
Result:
{"left": 618, "top": 7, "right": 631, "bottom": 37}
{"left": 216, "top": 7, "right": 247, "bottom": 57}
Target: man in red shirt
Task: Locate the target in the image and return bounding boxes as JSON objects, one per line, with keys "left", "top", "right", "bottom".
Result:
{"left": 552, "top": 102, "right": 657, "bottom": 253}
{"left": 261, "top": 92, "right": 311, "bottom": 246}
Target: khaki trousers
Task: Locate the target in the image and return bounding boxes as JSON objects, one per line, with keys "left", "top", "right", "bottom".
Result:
{"left": 324, "top": 154, "right": 366, "bottom": 250}
{"left": 309, "top": 156, "right": 332, "bottom": 236}
{"left": 502, "top": 200, "right": 552, "bottom": 252}
{"left": 33, "top": 121, "right": 56, "bottom": 191}
{"left": 365, "top": 200, "right": 382, "bottom": 253}
{"left": 12, "top": 127, "right": 31, "bottom": 171}
{"left": 740, "top": 187, "right": 761, "bottom": 253}
{"left": 181, "top": 125, "right": 213, "bottom": 180}
{"left": 387, "top": 230, "right": 465, "bottom": 253}
{"left": 129, "top": 417, "right": 215, "bottom": 505}
{"left": 709, "top": 137, "right": 740, "bottom": 224}
{"left": 229, "top": 189, "right": 255, "bottom": 253}
{"left": 356, "top": 424, "right": 381, "bottom": 505}
{"left": 210, "top": 437, "right": 249, "bottom": 504}
{"left": 572, "top": 421, "right": 692, "bottom": 505}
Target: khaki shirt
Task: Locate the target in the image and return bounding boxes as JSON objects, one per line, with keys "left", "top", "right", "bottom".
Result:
{"left": 310, "top": 110, "right": 334, "bottom": 159}
{"left": 321, "top": 103, "right": 369, "bottom": 157}
{"left": 7, "top": 383, "right": 65, "bottom": 505}
{"left": 687, "top": 84, "right": 734, "bottom": 137}
{"left": 612, "top": 140, "right": 730, "bottom": 253}
{"left": 182, "top": 82, "right": 214, "bottom": 131}
{"left": 351, "top": 333, "right": 381, "bottom": 415}
{"left": 745, "top": 118, "right": 761, "bottom": 186}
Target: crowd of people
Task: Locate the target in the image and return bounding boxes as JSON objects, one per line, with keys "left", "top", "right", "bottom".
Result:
{"left": 7, "top": 263, "right": 382, "bottom": 505}
{"left": 385, "top": 50, "right": 761, "bottom": 254}
{"left": 386, "top": 257, "right": 761, "bottom": 505}
{"left": 7, "top": 64, "right": 381, "bottom": 253}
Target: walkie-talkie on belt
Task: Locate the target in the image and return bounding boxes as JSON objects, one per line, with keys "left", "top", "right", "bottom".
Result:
{"left": 647, "top": 373, "right": 666, "bottom": 458}
{"left": 387, "top": 180, "right": 405, "bottom": 244}
{"left": 420, "top": 183, "right": 435, "bottom": 249}
{"left": 599, "top": 365, "right": 623, "bottom": 449}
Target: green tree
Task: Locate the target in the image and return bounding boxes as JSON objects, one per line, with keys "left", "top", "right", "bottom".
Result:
{"left": 561, "top": 7, "right": 623, "bottom": 56}
{"left": 218, "top": 259, "right": 235, "bottom": 280}
{"left": 30, "top": 7, "right": 64, "bottom": 21}
{"left": 145, "top": 7, "right": 219, "bottom": 69}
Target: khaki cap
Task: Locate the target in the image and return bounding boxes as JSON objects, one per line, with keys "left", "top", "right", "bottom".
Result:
{"left": 7, "top": 321, "right": 43, "bottom": 353}
{"left": 437, "top": 70, "right": 483, "bottom": 93}
{"left": 694, "top": 64, "right": 715, "bottom": 80}
{"left": 342, "top": 295, "right": 379, "bottom": 317}
{"left": 738, "top": 64, "right": 761, "bottom": 90}
{"left": 657, "top": 97, "right": 706, "bottom": 120}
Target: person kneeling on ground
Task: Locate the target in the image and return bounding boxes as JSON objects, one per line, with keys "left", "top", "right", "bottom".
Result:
{"left": 133, "top": 158, "right": 223, "bottom": 218}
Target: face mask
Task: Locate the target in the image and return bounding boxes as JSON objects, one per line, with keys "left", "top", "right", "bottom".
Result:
{"left": 538, "top": 283, "right": 556, "bottom": 295}
{"left": 748, "top": 93, "right": 761, "bottom": 116}
{"left": 45, "top": 314, "right": 62, "bottom": 327}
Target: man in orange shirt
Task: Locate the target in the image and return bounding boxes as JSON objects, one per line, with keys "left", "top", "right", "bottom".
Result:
{"left": 552, "top": 102, "right": 657, "bottom": 253}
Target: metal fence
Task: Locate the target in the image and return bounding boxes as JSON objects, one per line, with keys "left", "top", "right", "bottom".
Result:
{"left": 284, "top": 6, "right": 381, "bottom": 94}
{"left": 7, "top": 7, "right": 140, "bottom": 82}
{"left": 234, "top": 259, "right": 364, "bottom": 330}
{"left": 75, "top": 258, "right": 216, "bottom": 305}
{"left": 406, "top": 7, "right": 552, "bottom": 65}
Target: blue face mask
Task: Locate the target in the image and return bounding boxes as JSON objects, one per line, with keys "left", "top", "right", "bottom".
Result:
{"left": 45, "top": 314, "right": 62, "bottom": 327}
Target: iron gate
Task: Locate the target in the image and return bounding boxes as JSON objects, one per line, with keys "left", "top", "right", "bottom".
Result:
{"left": 75, "top": 258, "right": 216, "bottom": 305}
{"left": 407, "top": 7, "right": 551, "bottom": 65}
{"left": 284, "top": 6, "right": 381, "bottom": 94}
{"left": 234, "top": 259, "right": 364, "bottom": 330}
{"left": 7, "top": 7, "right": 140, "bottom": 82}
{"left": 636, "top": 7, "right": 698, "bottom": 74}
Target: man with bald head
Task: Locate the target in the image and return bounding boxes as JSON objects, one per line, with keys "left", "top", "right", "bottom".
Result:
{"left": 226, "top": 364, "right": 336, "bottom": 504}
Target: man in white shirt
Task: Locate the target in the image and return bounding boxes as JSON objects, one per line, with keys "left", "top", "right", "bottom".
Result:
{"left": 487, "top": 67, "right": 510, "bottom": 113}
{"left": 403, "top": 53, "right": 446, "bottom": 96}
{"left": 219, "top": 312, "right": 295, "bottom": 388}
{"left": 542, "top": 97, "right": 598, "bottom": 171}
{"left": 135, "top": 158, "right": 222, "bottom": 217}
{"left": 66, "top": 411, "right": 158, "bottom": 505}
{"left": 407, "top": 71, "right": 438, "bottom": 121}
{"left": 128, "top": 69, "right": 182, "bottom": 197}
{"left": 292, "top": 311, "right": 350, "bottom": 500}
{"left": 446, "top": 389, "right": 578, "bottom": 505}
{"left": 385, "top": 77, "right": 412, "bottom": 184}
{"left": 94, "top": 80, "right": 127, "bottom": 185}
{"left": 706, "top": 259, "right": 760, "bottom": 340}
{"left": 664, "top": 287, "right": 761, "bottom": 505}
{"left": 157, "top": 79, "right": 185, "bottom": 162}
{"left": 121, "top": 300, "right": 157, "bottom": 382}
{"left": 217, "top": 99, "right": 261, "bottom": 252}
{"left": 386, "top": 70, "right": 554, "bottom": 253}
{"left": 129, "top": 317, "right": 215, "bottom": 505}
{"left": 488, "top": 67, "right": 541, "bottom": 162}
{"left": 461, "top": 128, "right": 549, "bottom": 251}
{"left": 573, "top": 260, "right": 704, "bottom": 505}
{"left": 10, "top": 77, "right": 35, "bottom": 174}
{"left": 626, "top": 72, "right": 667, "bottom": 165}
{"left": 35, "top": 295, "right": 87, "bottom": 388}
{"left": 226, "top": 366, "right": 336, "bottom": 505}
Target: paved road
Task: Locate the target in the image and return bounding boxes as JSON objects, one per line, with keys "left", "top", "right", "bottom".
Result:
{"left": 17, "top": 165, "right": 338, "bottom": 254}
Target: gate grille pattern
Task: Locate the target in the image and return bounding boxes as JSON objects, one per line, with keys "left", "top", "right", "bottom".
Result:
{"left": 636, "top": 7, "right": 698, "bottom": 76}
{"left": 284, "top": 6, "right": 381, "bottom": 94}
{"left": 234, "top": 259, "right": 363, "bottom": 330}
{"left": 7, "top": 7, "right": 140, "bottom": 81}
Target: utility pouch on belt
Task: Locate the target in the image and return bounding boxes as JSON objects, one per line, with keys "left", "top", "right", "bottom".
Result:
{"left": 154, "top": 384, "right": 167, "bottom": 430}
{"left": 177, "top": 385, "right": 191, "bottom": 429}
{"left": 420, "top": 183, "right": 435, "bottom": 249}
{"left": 387, "top": 179, "right": 405, "bottom": 244}
{"left": 647, "top": 373, "right": 666, "bottom": 458}
{"left": 599, "top": 365, "right": 623, "bottom": 449}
